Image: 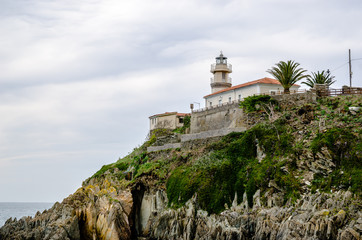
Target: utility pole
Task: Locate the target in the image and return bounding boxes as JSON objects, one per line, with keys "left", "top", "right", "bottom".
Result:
{"left": 349, "top": 49, "right": 352, "bottom": 87}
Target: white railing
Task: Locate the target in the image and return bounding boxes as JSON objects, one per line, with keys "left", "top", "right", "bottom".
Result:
{"left": 193, "top": 100, "right": 241, "bottom": 113}
{"left": 268, "top": 89, "right": 308, "bottom": 95}
{"left": 194, "top": 90, "right": 310, "bottom": 113}
{"left": 210, "top": 63, "right": 232, "bottom": 72}
{"left": 210, "top": 77, "right": 232, "bottom": 84}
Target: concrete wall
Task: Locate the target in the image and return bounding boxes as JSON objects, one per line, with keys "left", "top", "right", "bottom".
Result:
{"left": 190, "top": 102, "right": 246, "bottom": 134}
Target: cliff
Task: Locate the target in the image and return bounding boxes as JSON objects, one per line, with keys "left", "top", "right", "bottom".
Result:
{"left": 0, "top": 95, "right": 361, "bottom": 240}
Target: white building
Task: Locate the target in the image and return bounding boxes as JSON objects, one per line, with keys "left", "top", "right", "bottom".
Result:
{"left": 204, "top": 53, "right": 300, "bottom": 107}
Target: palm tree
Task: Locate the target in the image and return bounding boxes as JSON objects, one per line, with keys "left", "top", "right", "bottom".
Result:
{"left": 301, "top": 70, "right": 335, "bottom": 88}
{"left": 267, "top": 60, "right": 308, "bottom": 94}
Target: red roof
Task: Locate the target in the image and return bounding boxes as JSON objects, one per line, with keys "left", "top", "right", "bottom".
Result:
{"left": 176, "top": 113, "right": 190, "bottom": 117}
{"left": 204, "top": 77, "right": 300, "bottom": 98}
{"left": 149, "top": 112, "right": 190, "bottom": 118}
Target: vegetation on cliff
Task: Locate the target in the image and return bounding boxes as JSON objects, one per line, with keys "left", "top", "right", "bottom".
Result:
{"left": 88, "top": 95, "right": 361, "bottom": 215}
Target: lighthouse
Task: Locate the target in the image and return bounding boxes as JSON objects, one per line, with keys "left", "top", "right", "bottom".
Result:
{"left": 210, "top": 52, "right": 232, "bottom": 93}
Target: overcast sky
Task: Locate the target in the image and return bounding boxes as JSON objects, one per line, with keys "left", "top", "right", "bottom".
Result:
{"left": 0, "top": 0, "right": 361, "bottom": 202}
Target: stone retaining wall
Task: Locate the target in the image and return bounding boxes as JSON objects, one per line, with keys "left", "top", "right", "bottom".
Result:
{"left": 147, "top": 143, "right": 181, "bottom": 152}
{"left": 181, "top": 127, "right": 246, "bottom": 142}
{"left": 272, "top": 91, "right": 316, "bottom": 108}
{"left": 147, "top": 128, "right": 246, "bottom": 152}
{"left": 190, "top": 102, "right": 246, "bottom": 134}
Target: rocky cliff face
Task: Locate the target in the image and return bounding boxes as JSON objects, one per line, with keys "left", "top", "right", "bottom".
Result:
{"left": 2, "top": 185, "right": 359, "bottom": 240}
{"left": 1, "top": 95, "right": 361, "bottom": 240}
{"left": 0, "top": 182, "right": 133, "bottom": 240}
{"left": 144, "top": 190, "right": 361, "bottom": 240}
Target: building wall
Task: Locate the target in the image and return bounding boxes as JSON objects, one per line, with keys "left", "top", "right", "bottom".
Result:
{"left": 190, "top": 102, "right": 246, "bottom": 134}
{"left": 234, "top": 85, "right": 260, "bottom": 99}
{"left": 150, "top": 114, "right": 176, "bottom": 131}
{"left": 205, "top": 85, "right": 259, "bottom": 107}
{"left": 259, "top": 84, "right": 299, "bottom": 95}
{"left": 175, "top": 117, "right": 184, "bottom": 129}
{"left": 205, "top": 83, "right": 300, "bottom": 107}
{"left": 150, "top": 114, "right": 185, "bottom": 131}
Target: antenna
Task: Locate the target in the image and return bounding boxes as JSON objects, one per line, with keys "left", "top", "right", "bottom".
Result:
{"left": 349, "top": 49, "right": 352, "bottom": 87}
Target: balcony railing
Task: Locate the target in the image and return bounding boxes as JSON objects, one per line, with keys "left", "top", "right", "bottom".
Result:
{"left": 210, "top": 63, "right": 232, "bottom": 72}
{"left": 210, "top": 77, "right": 232, "bottom": 84}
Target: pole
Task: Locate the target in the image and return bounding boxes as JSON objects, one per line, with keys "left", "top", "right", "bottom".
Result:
{"left": 349, "top": 49, "right": 352, "bottom": 87}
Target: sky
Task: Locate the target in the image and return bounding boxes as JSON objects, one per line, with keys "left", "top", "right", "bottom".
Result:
{"left": 0, "top": 0, "right": 361, "bottom": 202}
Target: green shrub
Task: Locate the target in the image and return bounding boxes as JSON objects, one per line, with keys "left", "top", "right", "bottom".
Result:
{"left": 173, "top": 116, "right": 191, "bottom": 134}
{"left": 252, "top": 122, "right": 293, "bottom": 157}
{"left": 92, "top": 161, "right": 129, "bottom": 178}
{"left": 239, "top": 95, "right": 278, "bottom": 113}
{"left": 310, "top": 127, "right": 361, "bottom": 195}
{"left": 310, "top": 128, "right": 357, "bottom": 167}
{"left": 166, "top": 124, "right": 300, "bottom": 213}
{"left": 144, "top": 134, "right": 156, "bottom": 147}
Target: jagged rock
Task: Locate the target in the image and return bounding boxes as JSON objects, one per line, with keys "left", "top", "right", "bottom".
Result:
{"left": 139, "top": 190, "right": 360, "bottom": 240}
{"left": 1, "top": 179, "right": 360, "bottom": 240}
{"left": 0, "top": 181, "right": 133, "bottom": 240}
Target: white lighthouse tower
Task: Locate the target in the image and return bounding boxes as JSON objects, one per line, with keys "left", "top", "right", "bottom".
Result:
{"left": 210, "top": 52, "right": 232, "bottom": 93}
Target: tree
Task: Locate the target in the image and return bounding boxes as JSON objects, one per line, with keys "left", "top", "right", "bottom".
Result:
{"left": 301, "top": 70, "right": 335, "bottom": 88}
{"left": 267, "top": 60, "right": 308, "bottom": 94}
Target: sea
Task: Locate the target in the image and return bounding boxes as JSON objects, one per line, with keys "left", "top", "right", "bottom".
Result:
{"left": 0, "top": 202, "right": 54, "bottom": 227}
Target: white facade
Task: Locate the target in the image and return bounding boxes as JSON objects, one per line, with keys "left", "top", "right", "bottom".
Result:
{"left": 204, "top": 78, "right": 300, "bottom": 107}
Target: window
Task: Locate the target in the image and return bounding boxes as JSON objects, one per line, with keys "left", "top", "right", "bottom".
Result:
{"left": 179, "top": 117, "right": 184, "bottom": 124}
{"left": 238, "top": 94, "right": 242, "bottom": 101}
{"left": 228, "top": 97, "right": 231, "bottom": 103}
{"left": 222, "top": 72, "right": 226, "bottom": 81}
{"left": 270, "top": 90, "right": 276, "bottom": 95}
{"left": 209, "top": 102, "right": 212, "bottom": 106}
{"left": 219, "top": 99, "right": 222, "bottom": 106}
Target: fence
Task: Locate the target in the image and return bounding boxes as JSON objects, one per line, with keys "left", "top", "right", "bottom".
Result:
{"left": 192, "top": 100, "right": 239, "bottom": 113}
{"left": 318, "top": 88, "right": 362, "bottom": 97}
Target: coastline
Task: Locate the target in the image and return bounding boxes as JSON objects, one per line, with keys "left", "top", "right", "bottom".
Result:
{"left": 0, "top": 202, "right": 54, "bottom": 227}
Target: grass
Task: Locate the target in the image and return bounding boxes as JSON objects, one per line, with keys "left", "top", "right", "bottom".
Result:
{"left": 310, "top": 127, "right": 361, "bottom": 195}
{"left": 166, "top": 122, "right": 301, "bottom": 213}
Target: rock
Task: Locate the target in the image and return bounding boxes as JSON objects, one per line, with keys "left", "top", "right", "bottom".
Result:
{"left": 333, "top": 210, "right": 347, "bottom": 227}
{"left": 339, "top": 227, "right": 360, "bottom": 240}
{"left": 0, "top": 178, "right": 133, "bottom": 240}
{"left": 1, "top": 180, "right": 360, "bottom": 240}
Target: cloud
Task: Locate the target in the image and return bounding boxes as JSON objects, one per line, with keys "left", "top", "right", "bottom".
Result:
{"left": 0, "top": 0, "right": 362, "bottom": 201}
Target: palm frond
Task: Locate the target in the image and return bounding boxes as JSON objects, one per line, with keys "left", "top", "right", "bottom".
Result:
{"left": 267, "top": 60, "right": 308, "bottom": 93}
{"left": 302, "top": 70, "right": 336, "bottom": 88}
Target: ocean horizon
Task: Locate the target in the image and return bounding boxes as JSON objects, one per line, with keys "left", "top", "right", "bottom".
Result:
{"left": 0, "top": 202, "right": 54, "bottom": 227}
